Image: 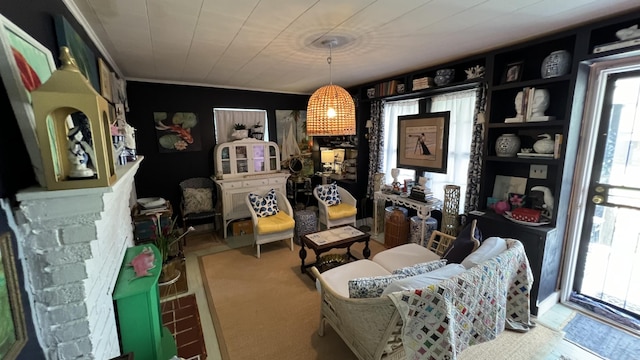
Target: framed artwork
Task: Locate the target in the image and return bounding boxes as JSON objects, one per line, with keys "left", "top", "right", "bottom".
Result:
{"left": 54, "top": 15, "right": 100, "bottom": 92}
{"left": 503, "top": 61, "right": 524, "bottom": 83}
{"left": 492, "top": 175, "right": 527, "bottom": 201}
{"left": 0, "top": 232, "right": 27, "bottom": 359}
{"left": 153, "top": 112, "right": 201, "bottom": 153}
{"left": 275, "top": 110, "right": 308, "bottom": 152}
{"left": 397, "top": 112, "right": 450, "bottom": 174}
{"left": 0, "top": 14, "right": 58, "bottom": 187}
{"left": 98, "top": 58, "right": 112, "bottom": 102}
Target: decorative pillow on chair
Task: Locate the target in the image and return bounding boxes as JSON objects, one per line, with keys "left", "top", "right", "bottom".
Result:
{"left": 391, "top": 259, "right": 448, "bottom": 276}
{"left": 248, "top": 189, "right": 279, "bottom": 217}
{"left": 348, "top": 274, "right": 406, "bottom": 298}
{"left": 183, "top": 188, "right": 214, "bottom": 214}
{"left": 316, "top": 183, "right": 342, "bottom": 206}
{"left": 442, "top": 219, "right": 483, "bottom": 264}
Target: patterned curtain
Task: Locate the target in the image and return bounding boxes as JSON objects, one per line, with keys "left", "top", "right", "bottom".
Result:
{"left": 464, "top": 83, "right": 488, "bottom": 214}
{"left": 366, "top": 100, "right": 384, "bottom": 199}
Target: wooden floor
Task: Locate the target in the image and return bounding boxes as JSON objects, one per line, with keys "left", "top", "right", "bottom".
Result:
{"left": 181, "top": 228, "right": 608, "bottom": 360}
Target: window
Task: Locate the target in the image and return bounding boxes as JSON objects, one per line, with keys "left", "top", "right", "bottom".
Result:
{"left": 213, "top": 108, "right": 269, "bottom": 143}
{"left": 381, "top": 89, "right": 476, "bottom": 202}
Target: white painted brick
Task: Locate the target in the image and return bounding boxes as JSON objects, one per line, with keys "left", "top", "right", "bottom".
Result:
{"left": 36, "top": 283, "right": 86, "bottom": 306}
{"left": 61, "top": 225, "right": 98, "bottom": 245}
{"left": 43, "top": 243, "right": 93, "bottom": 265}
{"left": 46, "top": 302, "right": 88, "bottom": 325}
{"left": 28, "top": 228, "right": 62, "bottom": 249}
{"left": 50, "top": 319, "right": 90, "bottom": 343}
{"left": 30, "top": 263, "right": 88, "bottom": 289}
{"left": 57, "top": 337, "right": 93, "bottom": 360}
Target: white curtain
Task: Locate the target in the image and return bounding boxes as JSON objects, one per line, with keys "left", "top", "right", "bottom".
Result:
{"left": 213, "top": 108, "right": 268, "bottom": 143}
{"left": 427, "top": 89, "right": 477, "bottom": 203}
{"left": 382, "top": 99, "right": 420, "bottom": 185}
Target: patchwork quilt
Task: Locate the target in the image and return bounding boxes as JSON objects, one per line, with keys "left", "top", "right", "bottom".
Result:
{"left": 388, "top": 239, "right": 533, "bottom": 360}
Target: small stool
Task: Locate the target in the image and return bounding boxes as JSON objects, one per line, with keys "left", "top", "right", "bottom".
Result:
{"left": 294, "top": 209, "right": 318, "bottom": 244}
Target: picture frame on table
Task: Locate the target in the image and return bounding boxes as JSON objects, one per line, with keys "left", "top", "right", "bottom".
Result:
{"left": 397, "top": 112, "right": 450, "bottom": 174}
{"left": 503, "top": 61, "right": 524, "bottom": 83}
{"left": 0, "top": 232, "right": 28, "bottom": 359}
{"left": 0, "top": 14, "right": 58, "bottom": 187}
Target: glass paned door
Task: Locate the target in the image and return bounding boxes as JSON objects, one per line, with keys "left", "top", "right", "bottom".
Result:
{"left": 573, "top": 71, "right": 640, "bottom": 318}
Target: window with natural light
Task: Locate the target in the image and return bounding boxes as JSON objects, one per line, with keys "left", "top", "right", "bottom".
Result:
{"left": 381, "top": 88, "right": 477, "bottom": 202}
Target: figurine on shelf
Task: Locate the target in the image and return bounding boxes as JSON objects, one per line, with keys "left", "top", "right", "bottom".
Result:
{"left": 67, "top": 126, "right": 96, "bottom": 179}
{"left": 505, "top": 91, "right": 525, "bottom": 123}
{"left": 528, "top": 89, "right": 555, "bottom": 122}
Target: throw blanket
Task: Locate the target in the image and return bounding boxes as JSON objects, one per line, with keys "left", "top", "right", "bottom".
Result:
{"left": 388, "top": 239, "right": 533, "bottom": 360}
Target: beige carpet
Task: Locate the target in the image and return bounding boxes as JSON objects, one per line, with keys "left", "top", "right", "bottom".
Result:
{"left": 200, "top": 239, "right": 563, "bottom": 360}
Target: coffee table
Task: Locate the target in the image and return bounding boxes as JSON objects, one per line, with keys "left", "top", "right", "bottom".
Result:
{"left": 299, "top": 225, "right": 370, "bottom": 278}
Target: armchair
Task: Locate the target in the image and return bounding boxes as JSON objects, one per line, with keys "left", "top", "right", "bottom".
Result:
{"left": 179, "top": 177, "right": 217, "bottom": 245}
{"left": 245, "top": 189, "right": 295, "bottom": 258}
{"left": 313, "top": 183, "right": 357, "bottom": 229}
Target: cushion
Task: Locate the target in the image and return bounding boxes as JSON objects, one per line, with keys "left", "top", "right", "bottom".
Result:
{"left": 316, "top": 183, "right": 342, "bottom": 206}
{"left": 348, "top": 274, "right": 406, "bottom": 298}
{"left": 248, "top": 189, "right": 279, "bottom": 217}
{"left": 255, "top": 211, "right": 294, "bottom": 234}
{"left": 461, "top": 236, "right": 507, "bottom": 269}
{"left": 392, "top": 259, "right": 448, "bottom": 276}
{"left": 372, "top": 243, "right": 441, "bottom": 272}
{"left": 382, "top": 263, "right": 467, "bottom": 295}
{"left": 327, "top": 203, "right": 357, "bottom": 220}
{"left": 319, "top": 260, "right": 392, "bottom": 298}
{"left": 183, "top": 188, "right": 214, "bottom": 214}
{"left": 442, "top": 220, "right": 482, "bottom": 264}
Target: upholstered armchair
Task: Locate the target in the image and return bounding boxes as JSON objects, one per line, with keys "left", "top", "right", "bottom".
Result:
{"left": 179, "top": 177, "right": 217, "bottom": 245}
{"left": 313, "top": 183, "right": 357, "bottom": 229}
{"left": 245, "top": 189, "right": 295, "bottom": 258}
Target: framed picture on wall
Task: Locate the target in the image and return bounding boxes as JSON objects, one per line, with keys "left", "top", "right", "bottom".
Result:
{"left": 397, "top": 112, "right": 450, "bottom": 174}
{"left": 54, "top": 15, "right": 100, "bottom": 92}
{"left": 0, "top": 14, "right": 58, "bottom": 187}
{"left": 98, "top": 58, "right": 112, "bottom": 102}
{"left": 0, "top": 232, "right": 28, "bottom": 359}
{"left": 153, "top": 111, "right": 202, "bottom": 153}
{"left": 503, "top": 61, "right": 524, "bottom": 83}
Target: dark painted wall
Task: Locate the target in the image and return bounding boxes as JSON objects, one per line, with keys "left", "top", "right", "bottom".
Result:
{"left": 127, "top": 81, "right": 308, "bottom": 213}
{"left": 0, "top": 1, "right": 306, "bottom": 358}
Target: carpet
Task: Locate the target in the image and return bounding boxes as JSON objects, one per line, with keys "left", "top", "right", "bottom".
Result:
{"left": 563, "top": 313, "right": 640, "bottom": 359}
{"left": 199, "top": 239, "right": 565, "bottom": 360}
{"left": 162, "top": 294, "right": 207, "bottom": 359}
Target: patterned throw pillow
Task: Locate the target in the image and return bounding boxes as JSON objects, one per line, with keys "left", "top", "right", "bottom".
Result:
{"left": 248, "top": 189, "right": 280, "bottom": 217}
{"left": 392, "top": 259, "right": 448, "bottom": 277}
{"left": 348, "top": 274, "right": 406, "bottom": 298}
{"left": 316, "top": 183, "right": 342, "bottom": 206}
{"left": 183, "top": 188, "right": 213, "bottom": 214}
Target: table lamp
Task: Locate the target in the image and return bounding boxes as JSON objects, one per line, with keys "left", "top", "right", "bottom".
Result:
{"left": 321, "top": 150, "right": 334, "bottom": 174}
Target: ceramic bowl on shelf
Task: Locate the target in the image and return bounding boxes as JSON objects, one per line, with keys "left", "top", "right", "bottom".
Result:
{"left": 434, "top": 69, "right": 455, "bottom": 86}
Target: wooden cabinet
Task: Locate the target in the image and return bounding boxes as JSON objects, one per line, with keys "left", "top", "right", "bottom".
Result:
{"left": 113, "top": 245, "right": 176, "bottom": 359}
{"left": 469, "top": 212, "right": 561, "bottom": 315}
{"left": 213, "top": 139, "right": 289, "bottom": 238}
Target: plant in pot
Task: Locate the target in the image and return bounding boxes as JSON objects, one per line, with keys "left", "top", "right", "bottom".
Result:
{"left": 232, "top": 123, "right": 249, "bottom": 139}
{"left": 152, "top": 214, "right": 195, "bottom": 282}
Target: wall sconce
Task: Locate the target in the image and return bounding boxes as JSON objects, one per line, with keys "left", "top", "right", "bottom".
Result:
{"left": 365, "top": 119, "right": 373, "bottom": 139}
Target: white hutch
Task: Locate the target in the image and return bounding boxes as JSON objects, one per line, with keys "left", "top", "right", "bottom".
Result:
{"left": 213, "top": 138, "right": 289, "bottom": 238}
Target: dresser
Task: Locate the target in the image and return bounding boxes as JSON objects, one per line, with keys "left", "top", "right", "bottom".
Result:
{"left": 213, "top": 139, "right": 289, "bottom": 238}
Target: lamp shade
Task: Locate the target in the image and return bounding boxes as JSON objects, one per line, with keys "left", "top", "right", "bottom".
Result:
{"left": 307, "top": 84, "right": 356, "bottom": 136}
{"left": 321, "top": 150, "right": 335, "bottom": 164}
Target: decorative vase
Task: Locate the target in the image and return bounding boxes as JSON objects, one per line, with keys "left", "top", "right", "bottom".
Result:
{"left": 541, "top": 50, "right": 571, "bottom": 78}
{"left": 533, "top": 134, "right": 555, "bottom": 154}
{"left": 390, "top": 168, "right": 401, "bottom": 191}
{"left": 495, "top": 133, "right": 520, "bottom": 157}
{"left": 434, "top": 69, "right": 455, "bottom": 86}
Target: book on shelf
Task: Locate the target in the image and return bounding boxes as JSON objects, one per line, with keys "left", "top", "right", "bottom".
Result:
{"left": 593, "top": 37, "right": 640, "bottom": 54}
{"left": 554, "top": 134, "right": 563, "bottom": 159}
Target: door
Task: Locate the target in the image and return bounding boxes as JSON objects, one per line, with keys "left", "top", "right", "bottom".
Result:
{"left": 572, "top": 70, "right": 640, "bottom": 319}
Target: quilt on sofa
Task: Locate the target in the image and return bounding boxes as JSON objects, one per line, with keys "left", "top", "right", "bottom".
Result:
{"left": 388, "top": 239, "right": 533, "bottom": 360}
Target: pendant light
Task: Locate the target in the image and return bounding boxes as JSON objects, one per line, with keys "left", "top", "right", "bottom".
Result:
{"left": 306, "top": 39, "right": 356, "bottom": 136}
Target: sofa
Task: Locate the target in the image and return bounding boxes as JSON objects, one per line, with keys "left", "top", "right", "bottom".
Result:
{"left": 311, "top": 230, "right": 533, "bottom": 360}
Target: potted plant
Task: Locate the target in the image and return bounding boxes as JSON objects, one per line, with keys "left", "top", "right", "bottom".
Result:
{"left": 152, "top": 214, "right": 194, "bottom": 282}
{"left": 232, "top": 123, "right": 249, "bottom": 139}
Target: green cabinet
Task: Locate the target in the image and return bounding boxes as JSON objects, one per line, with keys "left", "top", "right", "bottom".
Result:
{"left": 113, "top": 244, "right": 176, "bottom": 360}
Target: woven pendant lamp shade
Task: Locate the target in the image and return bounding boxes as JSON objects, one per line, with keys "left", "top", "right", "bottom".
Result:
{"left": 306, "top": 84, "right": 356, "bottom": 136}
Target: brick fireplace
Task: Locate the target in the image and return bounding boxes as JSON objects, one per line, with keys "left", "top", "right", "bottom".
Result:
{"left": 14, "top": 159, "right": 142, "bottom": 359}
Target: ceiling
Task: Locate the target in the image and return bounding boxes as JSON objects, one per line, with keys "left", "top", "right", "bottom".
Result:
{"left": 66, "top": 0, "right": 640, "bottom": 95}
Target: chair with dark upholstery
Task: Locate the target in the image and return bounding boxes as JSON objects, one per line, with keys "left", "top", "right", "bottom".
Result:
{"left": 179, "top": 177, "right": 217, "bottom": 245}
